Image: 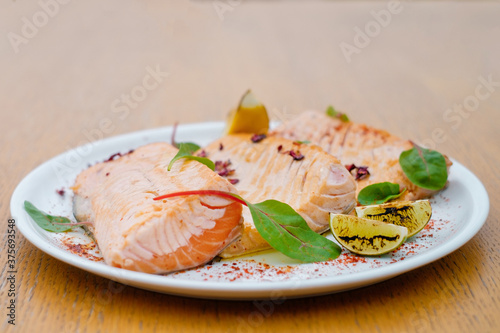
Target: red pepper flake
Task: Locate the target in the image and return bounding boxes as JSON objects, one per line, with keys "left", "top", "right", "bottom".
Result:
{"left": 197, "top": 150, "right": 207, "bottom": 158}
{"left": 333, "top": 252, "right": 368, "bottom": 265}
{"left": 345, "top": 164, "right": 370, "bottom": 180}
{"left": 104, "top": 150, "right": 134, "bottom": 163}
{"left": 289, "top": 150, "right": 304, "bottom": 161}
{"left": 345, "top": 164, "right": 356, "bottom": 172}
{"left": 277, "top": 145, "right": 283, "bottom": 152}
{"left": 105, "top": 172, "right": 110, "bottom": 177}
{"left": 228, "top": 179, "right": 239, "bottom": 185}
{"left": 250, "top": 134, "right": 266, "bottom": 143}
{"left": 105, "top": 153, "right": 122, "bottom": 162}
{"left": 56, "top": 188, "right": 65, "bottom": 197}
{"left": 219, "top": 143, "right": 224, "bottom": 151}
{"left": 425, "top": 220, "right": 435, "bottom": 230}
{"left": 60, "top": 237, "right": 103, "bottom": 262}
{"left": 215, "top": 160, "right": 235, "bottom": 177}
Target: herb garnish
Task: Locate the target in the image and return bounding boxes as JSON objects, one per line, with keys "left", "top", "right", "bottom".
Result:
{"left": 24, "top": 201, "right": 92, "bottom": 232}
{"left": 214, "top": 159, "right": 235, "bottom": 177}
{"left": 289, "top": 150, "right": 305, "bottom": 161}
{"left": 399, "top": 143, "right": 448, "bottom": 190}
{"left": 167, "top": 142, "right": 215, "bottom": 171}
{"left": 346, "top": 164, "right": 370, "bottom": 180}
{"left": 153, "top": 191, "right": 341, "bottom": 262}
{"left": 250, "top": 134, "right": 267, "bottom": 143}
{"left": 357, "top": 182, "right": 406, "bottom": 205}
{"left": 326, "top": 105, "right": 349, "bottom": 122}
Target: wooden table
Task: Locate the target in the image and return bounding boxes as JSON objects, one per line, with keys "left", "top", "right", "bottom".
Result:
{"left": 2, "top": 1, "right": 499, "bottom": 332}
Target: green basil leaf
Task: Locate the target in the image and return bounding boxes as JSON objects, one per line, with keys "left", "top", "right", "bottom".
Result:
{"left": 245, "top": 198, "right": 341, "bottom": 262}
{"left": 167, "top": 142, "right": 215, "bottom": 171}
{"left": 176, "top": 142, "right": 200, "bottom": 153}
{"left": 357, "top": 182, "right": 405, "bottom": 205}
{"left": 326, "top": 105, "right": 349, "bottom": 122}
{"left": 399, "top": 144, "right": 448, "bottom": 190}
{"left": 24, "top": 201, "right": 76, "bottom": 232}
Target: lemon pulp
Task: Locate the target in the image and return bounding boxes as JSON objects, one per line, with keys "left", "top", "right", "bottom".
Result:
{"left": 329, "top": 214, "right": 408, "bottom": 256}
{"left": 355, "top": 200, "right": 432, "bottom": 237}
{"left": 225, "top": 90, "right": 269, "bottom": 135}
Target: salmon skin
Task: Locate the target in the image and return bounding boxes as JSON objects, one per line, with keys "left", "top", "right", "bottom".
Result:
{"left": 270, "top": 111, "right": 452, "bottom": 201}
{"left": 72, "top": 142, "right": 243, "bottom": 274}
{"left": 201, "top": 134, "right": 357, "bottom": 258}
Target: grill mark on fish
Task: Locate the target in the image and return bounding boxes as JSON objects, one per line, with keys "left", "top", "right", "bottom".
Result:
{"left": 270, "top": 111, "right": 452, "bottom": 202}
{"left": 201, "top": 134, "right": 356, "bottom": 257}
{"left": 337, "top": 123, "right": 352, "bottom": 159}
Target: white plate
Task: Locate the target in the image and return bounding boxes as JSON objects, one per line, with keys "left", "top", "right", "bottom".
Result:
{"left": 10, "top": 122, "right": 490, "bottom": 300}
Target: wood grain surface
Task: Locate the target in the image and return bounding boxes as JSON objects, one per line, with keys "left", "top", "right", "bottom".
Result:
{"left": 1, "top": 1, "right": 499, "bottom": 332}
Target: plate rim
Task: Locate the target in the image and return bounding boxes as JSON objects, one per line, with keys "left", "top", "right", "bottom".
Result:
{"left": 10, "top": 122, "right": 490, "bottom": 300}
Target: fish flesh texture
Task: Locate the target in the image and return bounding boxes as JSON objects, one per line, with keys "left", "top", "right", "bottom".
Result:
{"left": 201, "top": 134, "right": 357, "bottom": 258}
{"left": 72, "top": 142, "right": 243, "bottom": 274}
{"left": 270, "top": 111, "right": 452, "bottom": 201}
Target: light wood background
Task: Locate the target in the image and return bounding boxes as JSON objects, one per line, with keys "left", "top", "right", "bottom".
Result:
{"left": 1, "top": 1, "right": 499, "bottom": 332}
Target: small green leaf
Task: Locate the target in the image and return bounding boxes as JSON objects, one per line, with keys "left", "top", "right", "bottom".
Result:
{"left": 167, "top": 142, "right": 215, "bottom": 171}
{"left": 399, "top": 144, "right": 448, "bottom": 190}
{"left": 24, "top": 201, "right": 76, "bottom": 232}
{"left": 245, "top": 198, "right": 341, "bottom": 262}
{"left": 326, "top": 105, "right": 349, "bottom": 122}
{"left": 357, "top": 182, "right": 405, "bottom": 205}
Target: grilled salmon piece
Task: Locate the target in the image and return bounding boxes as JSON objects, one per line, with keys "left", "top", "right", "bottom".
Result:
{"left": 201, "top": 134, "right": 357, "bottom": 258}
{"left": 72, "top": 142, "right": 243, "bottom": 274}
{"left": 270, "top": 111, "right": 452, "bottom": 201}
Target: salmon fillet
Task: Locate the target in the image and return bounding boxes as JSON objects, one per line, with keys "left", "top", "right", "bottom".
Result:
{"left": 72, "top": 142, "right": 243, "bottom": 274}
{"left": 270, "top": 111, "right": 452, "bottom": 201}
{"left": 201, "top": 134, "right": 357, "bottom": 258}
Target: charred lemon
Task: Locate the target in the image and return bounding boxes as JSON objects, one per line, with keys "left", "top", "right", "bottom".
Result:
{"left": 355, "top": 200, "right": 432, "bottom": 237}
{"left": 329, "top": 214, "right": 408, "bottom": 256}
{"left": 225, "top": 90, "right": 269, "bottom": 135}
